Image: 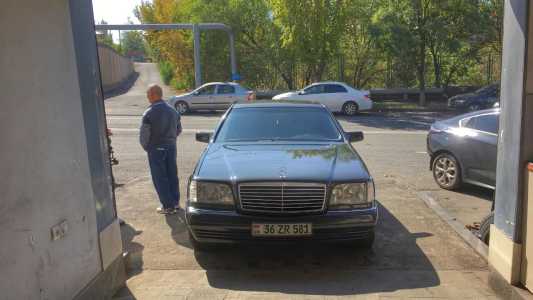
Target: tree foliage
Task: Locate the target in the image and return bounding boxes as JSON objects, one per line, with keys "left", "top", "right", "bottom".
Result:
{"left": 134, "top": 0, "right": 503, "bottom": 93}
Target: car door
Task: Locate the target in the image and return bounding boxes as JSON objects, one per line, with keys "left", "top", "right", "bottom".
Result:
{"left": 301, "top": 84, "right": 326, "bottom": 102}
{"left": 189, "top": 84, "right": 216, "bottom": 110}
{"left": 323, "top": 84, "right": 348, "bottom": 111}
{"left": 214, "top": 84, "right": 236, "bottom": 110}
{"left": 461, "top": 113, "right": 499, "bottom": 187}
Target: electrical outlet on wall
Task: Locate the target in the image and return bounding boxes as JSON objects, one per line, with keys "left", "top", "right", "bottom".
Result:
{"left": 51, "top": 220, "right": 68, "bottom": 241}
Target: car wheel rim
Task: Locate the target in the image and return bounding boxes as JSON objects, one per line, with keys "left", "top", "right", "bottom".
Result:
{"left": 345, "top": 103, "right": 357, "bottom": 115}
{"left": 434, "top": 157, "right": 457, "bottom": 187}
{"left": 177, "top": 103, "right": 187, "bottom": 114}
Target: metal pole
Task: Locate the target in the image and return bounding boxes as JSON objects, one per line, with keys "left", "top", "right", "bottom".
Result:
{"left": 228, "top": 31, "right": 237, "bottom": 80}
{"left": 193, "top": 24, "right": 202, "bottom": 87}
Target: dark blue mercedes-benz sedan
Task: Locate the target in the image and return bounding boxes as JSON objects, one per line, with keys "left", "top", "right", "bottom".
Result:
{"left": 186, "top": 102, "right": 377, "bottom": 250}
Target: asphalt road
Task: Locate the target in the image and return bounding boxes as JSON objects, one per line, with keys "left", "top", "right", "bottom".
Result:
{"left": 107, "top": 63, "right": 495, "bottom": 299}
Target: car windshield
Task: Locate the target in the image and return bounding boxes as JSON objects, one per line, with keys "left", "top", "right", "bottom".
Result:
{"left": 475, "top": 84, "right": 496, "bottom": 94}
{"left": 215, "top": 107, "right": 342, "bottom": 142}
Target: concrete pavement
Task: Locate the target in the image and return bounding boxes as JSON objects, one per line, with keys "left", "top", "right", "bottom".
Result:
{"left": 108, "top": 63, "right": 497, "bottom": 299}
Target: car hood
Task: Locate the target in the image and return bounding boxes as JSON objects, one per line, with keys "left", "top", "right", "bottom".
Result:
{"left": 173, "top": 92, "right": 193, "bottom": 100}
{"left": 273, "top": 91, "right": 299, "bottom": 99}
{"left": 196, "top": 143, "right": 370, "bottom": 183}
{"left": 451, "top": 93, "right": 478, "bottom": 100}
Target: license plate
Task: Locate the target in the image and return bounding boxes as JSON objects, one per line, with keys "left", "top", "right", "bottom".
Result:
{"left": 251, "top": 223, "right": 312, "bottom": 237}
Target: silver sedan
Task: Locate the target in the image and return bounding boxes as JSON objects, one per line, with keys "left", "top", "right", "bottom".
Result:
{"left": 168, "top": 82, "right": 255, "bottom": 114}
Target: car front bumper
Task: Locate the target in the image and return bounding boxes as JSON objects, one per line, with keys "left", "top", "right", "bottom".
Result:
{"left": 186, "top": 205, "right": 378, "bottom": 244}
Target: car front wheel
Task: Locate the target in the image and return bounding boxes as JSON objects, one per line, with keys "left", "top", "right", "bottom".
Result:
{"left": 342, "top": 101, "right": 359, "bottom": 116}
{"left": 432, "top": 153, "right": 462, "bottom": 190}
{"left": 175, "top": 101, "right": 189, "bottom": 114}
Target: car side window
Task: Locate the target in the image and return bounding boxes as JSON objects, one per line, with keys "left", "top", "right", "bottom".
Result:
{"left": 304, "top": 85, "right": 325, "bottom": 94}
{"left": 325, "top": 84, "right": 347, "bottom": 93}
{"left": 196, "top": 85, "right": 216, "bottom": 95}
{"left": 465, "top": 114, "right": 499, "bottom": 134}
{"left": 217, "top": 85, "right": 235, "bottom": 94}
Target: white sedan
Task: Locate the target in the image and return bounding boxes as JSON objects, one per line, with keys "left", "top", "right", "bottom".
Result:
{"left": 168, "top": 82, "right": 255, "bottom": 114}
{"left": 272, "top": 81, "right": 372, "bottom": 115}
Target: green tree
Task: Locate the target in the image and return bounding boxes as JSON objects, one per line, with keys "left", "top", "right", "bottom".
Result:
{"left": 120, "top": 31, "right": 147, "bottom": 57}
{"left": 270, "top": 0, "right": 347, "bottom": 84}
{"left": 96, "top": 20, "right": 117, "bottom": 49}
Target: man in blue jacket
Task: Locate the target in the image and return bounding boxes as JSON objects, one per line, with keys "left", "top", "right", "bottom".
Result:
{"left": 140, "top": 84, "right": 182, "bottom": 215}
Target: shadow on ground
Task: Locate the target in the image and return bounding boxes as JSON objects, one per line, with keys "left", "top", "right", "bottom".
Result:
{"left": 120, "top": 222, "right": 144, "bottom": 275}
{"left": 337, "top": 111, "right": 461, "bottom": 131}
{"left": 453, "top": 185, "right": 495, "bottom": 202}
{"left": 164, "top": 209, "right": 192, "bottom": 249}
{"left": 189, "top": 203, "right": 440, "bottom": 296}
{"left": 104, "top": 72, "right": 140, "bottom": 100}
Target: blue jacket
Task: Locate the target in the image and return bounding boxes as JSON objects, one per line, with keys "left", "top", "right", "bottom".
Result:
{"left": 140, "top": 100, "right": 182, "bottom": 150}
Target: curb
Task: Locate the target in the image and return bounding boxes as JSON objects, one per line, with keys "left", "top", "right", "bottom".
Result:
{"left": 418, "top": 191, "right": 489, "bottom": 260}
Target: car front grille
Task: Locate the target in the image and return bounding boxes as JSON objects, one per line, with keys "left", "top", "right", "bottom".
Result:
{"left": 238, "top": 182, "right": 326, "bottom": 214}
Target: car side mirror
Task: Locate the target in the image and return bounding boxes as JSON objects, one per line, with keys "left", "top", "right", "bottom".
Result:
{"left": 196, "top": 132, "right": 212, "bottom": 143}
{"left": 298, "top": 91, "right": 304, "bottom": 95}
{"left": 193, "top": 91, "right": 200, "bottom": 96}
{"left": 346, "top": 131, "right": 364, "bottom": 142}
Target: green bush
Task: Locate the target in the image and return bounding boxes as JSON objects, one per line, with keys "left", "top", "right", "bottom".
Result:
{"left": 158, "top": 61, "right": 174, "bottom": 85}
{"left": 171, "top": 73, "right": 194, "bottom": 91}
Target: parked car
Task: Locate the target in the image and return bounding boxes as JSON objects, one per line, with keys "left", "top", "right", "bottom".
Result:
{"left": 168, "top": 82, "right": 255, "bottom": 114}
{"left": 272, "top": 82, "right": 373, "bottom": 115}
{"left": 187, "top": 102, "right": 378, "bottom": 250}
{"left": 427, "top": 108, "right": 499, "bottom": 190}
{"left": 447, "top": 83, "right": 500, "bottom": 111}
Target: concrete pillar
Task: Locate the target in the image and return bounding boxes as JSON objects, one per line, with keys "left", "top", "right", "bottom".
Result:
{"left": 193, "top": 23, "right": 202, "bottom": 87}
{"left": 0, "top": 0, "right": 124, "bottom": 298}
{"left": 489, "top": 0, "right": 533, "bottom": 288}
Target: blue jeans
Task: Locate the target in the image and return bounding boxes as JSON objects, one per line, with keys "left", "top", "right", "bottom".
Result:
{"left": 148, "top": 144, "right": 180, "bottom": 209}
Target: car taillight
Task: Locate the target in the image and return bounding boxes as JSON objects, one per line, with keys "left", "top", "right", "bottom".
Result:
{"left": 363, "top": 94, "right": 370, "bottom": 100}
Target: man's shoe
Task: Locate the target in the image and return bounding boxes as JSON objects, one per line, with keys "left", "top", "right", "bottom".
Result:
{"left": 157, "top": 207, "right": 177, "bottom": 215}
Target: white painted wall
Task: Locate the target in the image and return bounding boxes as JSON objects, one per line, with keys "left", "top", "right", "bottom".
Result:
{"left": 0, "top": 0, "right": 102, "bottom": 299}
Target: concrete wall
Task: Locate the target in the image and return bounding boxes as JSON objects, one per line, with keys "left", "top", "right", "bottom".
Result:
{"left": 98, "top": 44, "right": 134, "bottom": 93}
{"left": 0, "top": 0, "right": 121, "bottom": 299}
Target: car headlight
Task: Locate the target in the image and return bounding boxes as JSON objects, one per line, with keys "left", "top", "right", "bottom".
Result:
{"left": 329, "top": 181, "right": 375, "bottom": 209}
{"left": 189, "top": 180, "right": 234, "bottom": 204}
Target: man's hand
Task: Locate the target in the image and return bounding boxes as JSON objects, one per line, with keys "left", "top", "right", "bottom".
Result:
{"left": 140, "top": 123, "right": 151, "bottom": 151}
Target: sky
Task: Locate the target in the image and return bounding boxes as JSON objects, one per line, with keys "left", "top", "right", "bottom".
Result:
{"left": 92, "top": 0, "right": 147, "bottom": 41}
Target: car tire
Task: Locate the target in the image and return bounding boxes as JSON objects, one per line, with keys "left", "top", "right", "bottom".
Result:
{"left": 342, "top": 101, "right": 359, "bottom": 116}
{"left": 432, "top": 152, "right": 462, "bottom": 190}
{"left": 478, "top": 211, "right": 493, "bottom": 245}
{"left": 175, "top": 101, "right": 189, "bottom": 114}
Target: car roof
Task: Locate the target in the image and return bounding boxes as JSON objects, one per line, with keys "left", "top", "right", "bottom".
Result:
{"left": 233, "top": 101, "right": 325, "bottom": 109}
{"left": 308, "top": 81, "right": 347, "bottom": 85}
{"left": 202, "top": 82, "right": 240, "bottom": 86}
{"left": 460, "top": 108, "right": 500, "bottom": 118}
{"left": 441, "top": 108, "right": 500, "bottom": 125}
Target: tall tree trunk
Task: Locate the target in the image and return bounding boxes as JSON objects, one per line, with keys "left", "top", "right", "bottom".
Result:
{"left": 418, "top": 39, "right": 427, "bottom": 106}
{"left": 431, "top": 50, "right": 441, "bottom": 88}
